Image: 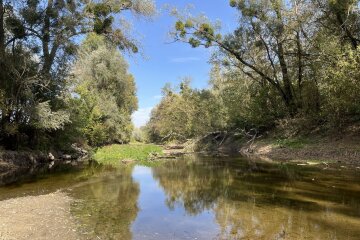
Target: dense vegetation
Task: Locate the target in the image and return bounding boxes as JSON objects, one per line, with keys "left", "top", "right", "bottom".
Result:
{"left": 0, "top": 0, "right": 155, "bottom": 150}
{"left": 94, "top": 143, "right": 163, "bottom": 166}
{"left": 147, "top": 0, "right": 360, "bottom": 142}
{"left": 1, "top": 0, "right": 359, "bottom": 150}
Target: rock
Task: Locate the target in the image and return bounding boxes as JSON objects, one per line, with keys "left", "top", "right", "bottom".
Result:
{"left": 48, "top": 161, "right": 55, "bottom": 169}
{"left": 71, "top": 144, "right": 88, "bottom": 156}
{"left": 61, "top": 154, "right": 72, "bottom": 160}
{"left": 29, "top": 155, "right": 37, "bottom": 164}
{"left": 48, "top": 153, "right": 55, "bottom": 161}
{"left": 164, "top": 145, "right": 184, "bottom": 150}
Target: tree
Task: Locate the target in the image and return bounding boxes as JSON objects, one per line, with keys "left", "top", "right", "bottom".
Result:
{"left": 172, "top": 1, "right": 328, "bottom": 116}
{"left": 0, "top": 0, "right": 155, "bottom": 149}
{"left": 209, "top": 63, "right": 283, "bottom": 130}
{"left": 314, "top": 0, "right": 360, "bottom": 49}
{"left": 72, "top": 33, "right": 137, "bottom": 146}
{"left": 147, "top": 79, "right": 227, "bottom": 142}
{"left": 169, "top": 0, "right": 360, "bottom": 133}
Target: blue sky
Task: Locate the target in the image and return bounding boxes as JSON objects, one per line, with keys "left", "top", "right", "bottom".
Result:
{"left": 129, "top": 1, "right": 237, "bottom": 127}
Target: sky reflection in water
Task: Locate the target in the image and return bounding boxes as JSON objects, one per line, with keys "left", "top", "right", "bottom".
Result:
{"left": 1, "top": 155, "right": 359, "bottom": 239}
{"left": 71, "top": 155, "right": 360, "bottom": 240}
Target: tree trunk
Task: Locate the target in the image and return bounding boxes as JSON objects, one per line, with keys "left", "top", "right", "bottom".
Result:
{"left": 0, "top": 0, "right": 4, "bottom": 61}
{"left": 274, "top": 5, "right": 297, "bottom": 116}
{"left": 335, "top": 12, "right": 358, "bottom": 49}
{"left": 0, "top": 0, "right": 6, "bottom": 129}
{"left": 42, "top": 0, "right": 54, "bottom": 75}
{"left": 277, "top": 40, "right": 297, "bottom": 116}
{"left": 296, "top": 30, "right": 303, "bottom": 109}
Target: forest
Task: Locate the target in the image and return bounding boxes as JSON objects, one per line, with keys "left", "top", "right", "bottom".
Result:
{"left": 0, "top": 0, "right": 155, "bottom": 151}
{"left": 147, "top": 0, "right": 360, "bottom": 143}
{"left": 0, "top": 1, "right": 360, "bottom": 240}
{"left": 0, "top": 0, "right": 359, "bottom": 150}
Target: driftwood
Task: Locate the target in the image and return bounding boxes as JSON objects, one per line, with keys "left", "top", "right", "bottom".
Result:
{"left": 195, "top": 128, "right": 260, "bottom": 148}
{"left": 156, "top": 156, "right": 177, "bottom": 159}
{"left": 161, "top": 128, "right": 260, "bottom": 152}
{"left": 164, "top": 145, "right": 184, "bottom": 150}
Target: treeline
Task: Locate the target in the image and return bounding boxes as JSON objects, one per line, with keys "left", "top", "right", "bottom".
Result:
{"left": 147, "top": 0, "right": 360, "bottom": 142}
{"left": 0, "top": 0, "right": 155, "bottom": 150}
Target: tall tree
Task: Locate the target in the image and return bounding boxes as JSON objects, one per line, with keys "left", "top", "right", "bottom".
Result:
{"left": 0, "top": 0, "right": 155, "bottom": 149}
{"left": 172, "top": 1, "right": 323, "bottom": 116}
{"left": 314, "top": 0, "right": 360, "bottom": 49}
{"left": 72, "top": 33, "right": 138, "bottom": 146}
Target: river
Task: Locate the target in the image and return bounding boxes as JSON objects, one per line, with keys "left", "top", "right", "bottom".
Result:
{"left": 0, "top": 155, "right": 359, "bottom": 239}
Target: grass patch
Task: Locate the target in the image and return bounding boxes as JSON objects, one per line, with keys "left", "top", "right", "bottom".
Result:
{"left": 93, "top": 143, "right": 163, "bottom": 166}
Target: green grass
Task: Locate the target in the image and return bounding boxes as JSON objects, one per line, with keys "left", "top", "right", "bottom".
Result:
{"left": 93, "top": 143, "right": 163, "bottom": 166}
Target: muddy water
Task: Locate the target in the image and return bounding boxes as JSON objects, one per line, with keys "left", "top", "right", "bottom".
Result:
{"left": 0, "top": 155, "right": 359, "bottom": 240}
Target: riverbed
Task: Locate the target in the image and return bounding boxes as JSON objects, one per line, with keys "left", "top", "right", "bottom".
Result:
{"left": 0, "top": 155, "right": 359, "bottom": 239}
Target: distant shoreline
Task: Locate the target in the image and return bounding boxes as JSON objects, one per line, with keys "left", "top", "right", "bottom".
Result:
{"left": 176, "top": 133, "right": 360, "bottom": 168}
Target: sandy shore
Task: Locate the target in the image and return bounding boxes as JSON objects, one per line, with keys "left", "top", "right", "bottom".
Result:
{"left": 0, "top": 191, "right": 80, "bottom": 240}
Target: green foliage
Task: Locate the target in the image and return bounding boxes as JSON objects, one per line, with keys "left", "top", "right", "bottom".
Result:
{"left": 72, "top": 34, "right": 138, "bottom": 146}
{"left": 189, "top": 38, "right": 201, "bottom": 48}
{"left": 85, "top": 0, "right": 155, "bottom": 51}
{"left": 93, "top": 144, "right": 163, "bottom": 166}
{"left": 210, "top": 65, "right": 285, "bottom": 130}
{"left": 0, "top": 0, "right": 155, "bottom": 150}
{"left": 147, "top": 79, "right": 227, "bottom": 142}
{"left": 132, "top": 128, "right": 148, "bottom": 143}
{"left": 5, "top": 16, "right": 26, "bottom": 38}
{"left": 32, "top": 101, "right": 71, "bottom": 131}
{"left": 185, "top": 19, "right": 194, "bottom": 28}
{"left": 229, "top": 0, "right": 237, "bottom": 8}
{"left": 319, "top": 47, "right": 360, "bottom": 125}
{"left": 175, "top": 21, "right": 185, "bottom": 31}
{"left": 168, "top": 0, "right": 360, "bottom": 136}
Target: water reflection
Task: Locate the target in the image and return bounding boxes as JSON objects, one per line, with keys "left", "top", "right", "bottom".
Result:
{"left": 0, "top": 155, "right": 359, "bottom": 239}
{"left": 70, "top": 165, "right": 139, "bottom": 239}
{"left": 152, "top": 155, "right": 360, "bottom": 239}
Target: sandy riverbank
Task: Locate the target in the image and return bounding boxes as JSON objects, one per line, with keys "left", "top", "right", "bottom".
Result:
{"left": 242, "top": 137, "right": 360, "bottom": 167}
{"left": 0, "top": 191, "right": 80, "bottom": 240}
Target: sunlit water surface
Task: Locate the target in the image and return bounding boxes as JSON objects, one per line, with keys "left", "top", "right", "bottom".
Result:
{"left": 0, "top": 155, "right": 359, "bottom": 240}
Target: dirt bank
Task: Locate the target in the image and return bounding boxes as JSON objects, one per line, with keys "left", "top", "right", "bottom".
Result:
{"left": 178, "top": 133, "right": 360, "bottom": 167}
{"left": 0, "top": 191, "right": 80, "bottom": 240}
{"left": 0, "top": 150, "right": 89, "bottom": 186}
{"left": 243, "top": 137, "right": 360, "bottom": 167}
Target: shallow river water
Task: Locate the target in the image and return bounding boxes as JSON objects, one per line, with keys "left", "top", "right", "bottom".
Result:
{"left": 0, "top": 155, "right": 360, "bottom": 240}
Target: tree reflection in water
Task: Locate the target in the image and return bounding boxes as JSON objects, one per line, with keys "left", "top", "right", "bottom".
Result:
{"left": 71, "top": 165, "right": 139, "bottom": 240}
{"left": 152, "top": 155, "right": 360, "bottom": 240}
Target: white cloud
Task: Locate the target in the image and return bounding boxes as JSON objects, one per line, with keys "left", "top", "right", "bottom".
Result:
{"left": 132, "top": 107, "right": 153, "bottom": 128}
{"left": 170, "top": 57, "right": 201, "bottom": 63}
